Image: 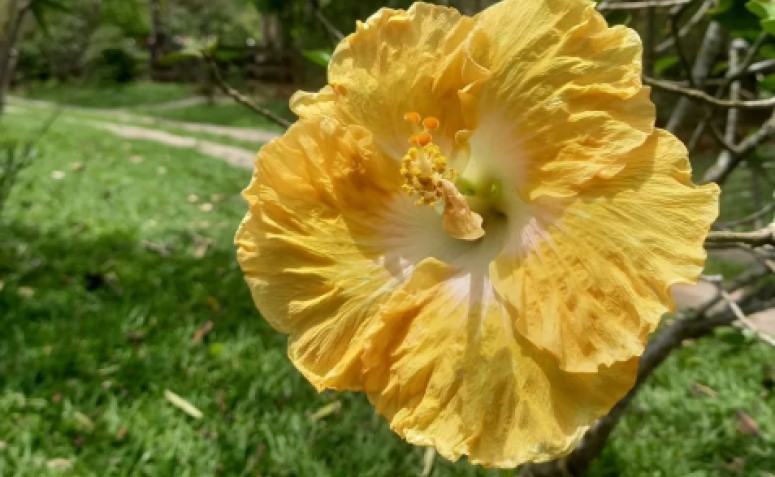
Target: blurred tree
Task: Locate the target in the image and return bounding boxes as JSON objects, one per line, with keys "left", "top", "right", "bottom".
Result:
{"left": 146, "top": 0, "right": 165, "bottom": 78}
{"left": 0, "top": 0, "right": 30, "bottom": 114}
{"left": 0, "top": 0, "right": 68, "bottom": 113}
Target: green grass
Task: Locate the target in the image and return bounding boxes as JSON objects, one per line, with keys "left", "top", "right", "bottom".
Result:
{"left": 16, "top": 81, "right": 194, "bottom": 109}
{"left": 137, "top": 100, "right": 292, "bottom": 130}
{"left": 5, "top": 102, "right": 267, "bottom": 153}
{"left": 14, "top": 81, "right": 293, "bottom": 130}
{"left": 0, "top": 105, "right": 774, "bottom": 477}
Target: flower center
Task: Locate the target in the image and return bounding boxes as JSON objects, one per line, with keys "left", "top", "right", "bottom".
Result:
{"left": 400, "top": 112, "right": 486, "bottom": 241}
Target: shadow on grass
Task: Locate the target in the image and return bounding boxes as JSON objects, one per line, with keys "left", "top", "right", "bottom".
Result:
{"left": 0, "top": 222, "right": 437, "bottom": 476}
{"left": 0, "top": 221, "right": 272, "bottom": 393}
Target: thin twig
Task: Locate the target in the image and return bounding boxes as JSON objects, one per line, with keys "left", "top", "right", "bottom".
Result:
{"left": 309, "top": 0, "right": 344, "bottom": 45}
{"left": 671, "top": 3, "right": 697, "bottom": 88}
{"left": 718, "top": 202, "right": 775, "bottom": 228}
{"left": 656, "top": 0, "right": 712, "bottom": 54}
{"left": 203, "top": 54, "right": 291, "bottom": 130}
{"left": 691, "top": 33, "right": 768, "bottom": 179}
{"left": 707, "top": 40, "right": 745, "bottom": 188}
{"left": 597, "top": 0, "right": 694, "bottom": 10}
{"left": 696, "top": 265, "right": 772, "bottom": 316}
{"left": 665, "top": 21, "right": 724, "bottom": 132}
{"left": 749, "top": 58, "right": 775, "bottom": 75}
{"left": 720, "top": 290, "right": 775, "bottom": 347}
{"left": 725, "top": 33, "right": 768, "bottom": 85}
{"left": 705, "top": 225, "right": 775, "bottom": 248}
{"left": 703, "top": 109, "right": 775, "bottom": 184}
{"left": 644, "top": 77, "right": 775, "bottom": 109}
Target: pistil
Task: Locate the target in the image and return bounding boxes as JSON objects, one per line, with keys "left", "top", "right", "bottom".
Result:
{"left": 400, "top": 113, "right": 485, "bottom": 241}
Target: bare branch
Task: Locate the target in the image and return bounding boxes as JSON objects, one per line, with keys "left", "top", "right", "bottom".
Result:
{"left": 520, "top": 262, "right": 775, "bottom": 477}
{"left": 644, "top": 77, "right": 775, "bottom": 109}
{"left": 665, "top": 21, "right": 724, "bottom": 132}
{"left": 703, "top": 109, "right": 775, "bottom": 184}
{"left": 598, "top": 0, "right": 694, "bottom": 10}
{"left": 705, "top": 226, "right": 775, "bottom": 248}
{"left": 704, "top": 40, "right": 745, "bottom": 190}
{"left": 519, "top": 309, "right": 742, "bottom": 477}
{"left": 749, "top": 58, "right": 775, "bottom": 75}
{"left": 718, "top": 202, "right": 775, "bottom": 228}
{"left": 656, "top": 0, "right": 712, "bottom": 53}
{"left": 695, "top": 265, "right": 773, "bottom": 316}
{"left": 203, "top": 54, "right": 291, "bottom": 130}
{"left": 724, "top": 33, "right": 768, "bottom": 86}
{"left": 689, "top": 33, "right": 767, "bottom": 179}
{"left": 670, "top": 3, "right": 697, "bottom": 88}
{"left": 720, "top": 291, "right": 775, "bottom": 347}
{"left": 309, "top": 0, "right": 344, "bottom": 45}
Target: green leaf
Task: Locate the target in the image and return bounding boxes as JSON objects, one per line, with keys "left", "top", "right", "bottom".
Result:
{"left": 302, "top": 49, "right": 332, "bottom": 68}
{"left": 759, "top": 73, "right": 775, "bottom": 94}
{"left": 710, "top": 0, "right": 762, "bottom": 37}
{"left": 746, "top": 0, "right": 775, "bottom": 34}
{"left": 604, "top": 10, "right": 632, "bottom": 26}
{"left": 654, "top": 55, "right": 679, "bottom": 76}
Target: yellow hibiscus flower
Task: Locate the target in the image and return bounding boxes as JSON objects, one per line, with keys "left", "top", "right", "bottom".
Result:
{"left": 236, "top": 0, "right": 719, "bottom": 468}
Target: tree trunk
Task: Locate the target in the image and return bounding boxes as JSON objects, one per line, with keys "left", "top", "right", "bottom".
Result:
{"left": 260, "top": 12, "right": 283, "bottom": 51}
{"left": 147, "top": 0, "right": 164, "bottom": 80}
{"left": 0, "top": 0, "right": 28, "bottom": 115}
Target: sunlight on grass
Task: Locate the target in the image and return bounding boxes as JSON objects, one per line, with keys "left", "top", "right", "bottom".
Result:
{"left": 17, "top": 82, "right": 194, "bottom": 109}
{"left": 137, "top": 100, "right": 293, "bottom": 129}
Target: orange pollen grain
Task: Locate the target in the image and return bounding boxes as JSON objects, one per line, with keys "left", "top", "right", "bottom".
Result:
{"left": 404, "top": 112, "right": 422, "bottom": 124}
{"left": 422, "top": 116, "right": 440, "bottom": 130}
{"left": 414, "top": 132, "right": 432, "bottom": 146}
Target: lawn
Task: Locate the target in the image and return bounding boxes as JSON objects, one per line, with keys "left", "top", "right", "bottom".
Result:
{"left": 136, "top": 101, "right": 292, "bottom": 130}
{"left": 16, "top": 81, "right": 293, "bottom": 130}
{"left": 0, "top": 103, "right": 773, "bottom": 477}
{"left": 16, "top": 82, "right": 195, "bottom": 109}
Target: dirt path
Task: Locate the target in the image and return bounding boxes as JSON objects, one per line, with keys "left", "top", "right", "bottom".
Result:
{"left": 86, "top": 120, "right": 257, "bottom": 169}
{"left": 8, "top": 96, "right": 282, "bottom": 145}
{"left": 7, "top": 97, "right": 285, "bottom": 168}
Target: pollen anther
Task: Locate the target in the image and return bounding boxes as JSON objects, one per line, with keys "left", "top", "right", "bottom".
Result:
{"left": 422, "top": 116, "right": 440, "bottom": 130}
{"left": 403, "top": 112, "right": 422, "bottom": 124}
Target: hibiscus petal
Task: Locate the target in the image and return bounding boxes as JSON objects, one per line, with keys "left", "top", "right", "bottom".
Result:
{"left": 362, "top": 258, "right": 639, "bottom": 467}
{"left": 491, "top": 130, "right": 720, "bottom": 373}
{"left": 294, "top": 3, "right": 490, "bottom": 159}
{"left": 473, "top": 0, "right": 654, "bottom": 199}
{"left": 236, "top": 118, "right": 402, "bottom": 390}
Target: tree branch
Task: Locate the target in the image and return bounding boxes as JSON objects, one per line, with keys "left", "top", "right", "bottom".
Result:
{"left": 203, "top": 54, "right": 291, "bottom": 130}
{"left": 644, "top": 76, "right": 775, "bottom": 109}
{"left": 665, "top": 21, "right": 724, "bottom": 132}
{"left": 598, "top": 0, "right": 694, "bottom": 10}
{"left": 703, "top": 109, "right": 775, "bottom": 184}
{"left": 703, "top": 40, "right": 745, "bottom": 189}
{"left": 519, "top": 309, "right": 740, "bottom": 477}
{"left": 717, "top": 202, "right": 775, "bottom": 228}
{"left": 655, "top": 0, "right": 712, "bottom": 53}
{"left": 670, "top": 3, "right": 697, "bottom": 88}
{"left": 309, "top": 0, "right": 344, "bottom": 45}
{"left": 705, "top": 226, "right": 775, "bottom": 248}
